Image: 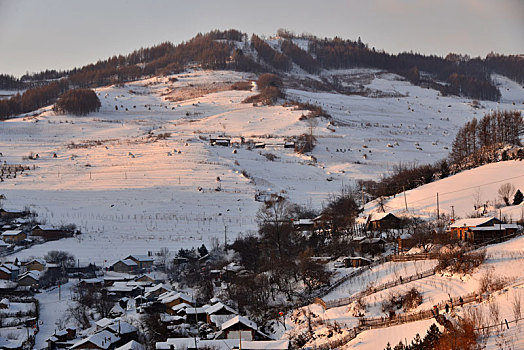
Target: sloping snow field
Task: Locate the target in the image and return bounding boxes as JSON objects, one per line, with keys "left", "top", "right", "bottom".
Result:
{"left": 0, "top": 69, "right": 521, "bottom": 266}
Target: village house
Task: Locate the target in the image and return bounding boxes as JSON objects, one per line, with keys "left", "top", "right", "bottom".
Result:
{"left": 365, "top": 212, "right": 402, "bottom": 231}
{"left": 352, "top": 237, "right": 386, "bottom": 255}
{"left": 341, "top": 256, "right": 372, "bottom": 268}
{"left": 102, "top": 321, "right": 139, "bottom": 345}
{"left": 115, "top": 340, "right": 145, "bottom": 350}
{"left": 1, "top": 230, "right": 26, "bottom": 244}
{"left": 124, "top": 255, "right": 154, "bottom": 270}
{"left": 449, "top": 217, "right": 520, "bottom": 243}
{"left": 205, "top": 301, "right": 237, "bottom": 325}
{"left": 24, "top": 258, "right": 46, "bottom": 271}
{"left": 18, "top": 270, "right": 41, "bottom": 288}
{"left": 144, "top": 283, "right": 172, "bottom": 300}
{"left": 0, "top": 208, "right": 27, "bottom": 220}
{"left": 46, "top": 327, "right": 77, "bottom": 350}
{"left": 218, "top": 315, "right": 272, "bottom": 341}
{"left": 159, "top": 291, "right": 194, "bottom": 311}
{"left": 184, "top": 306, "right": 209, "bottom": 323}
{"left": 31, "top": 225, "right": 73, "bottom": 241}
{"left": 0, "top": 263, "right": 19, "bottom": 281}
{"left": 167, "top": 302, "right": 192, "bottom": 316}
{"left": 112, "top": 260, "right": 138, "bottom": 274}
{"left": 70, "top": 330, "right": 120, "bottom": 350}
{"left": 293, "top": 218, "right": 315, "bottom": 232}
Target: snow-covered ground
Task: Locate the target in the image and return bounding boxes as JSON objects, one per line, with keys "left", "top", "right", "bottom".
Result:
{"left": 285, "top": 235, "right": 524, "bottom": 349}
{"left": 362, "top": 160, "right": 524, "bottom": 221}
{"left": 0, "top": 69, "right": 522, "bottom": 266}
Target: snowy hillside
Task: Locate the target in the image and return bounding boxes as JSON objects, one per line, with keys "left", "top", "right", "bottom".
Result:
{"left": 284, "top": 235, "right": 524, "bottom": 349}
{"left": 0, "top": 68, "right": 522, "bottom": 265}
{"left": 362, "top": 160, "right": 524, "bottom": 222}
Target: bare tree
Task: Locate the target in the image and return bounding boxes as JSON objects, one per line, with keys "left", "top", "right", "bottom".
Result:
{"left": 511, "top": 293, "right": 521, "bottom": 324}
{"left": 472, "top": 187, "right": 482, "bottom": 210}
{"left": 498, "top": 183, "right": 516, "bottom": 206}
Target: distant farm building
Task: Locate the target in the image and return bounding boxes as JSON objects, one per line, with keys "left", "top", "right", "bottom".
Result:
{"left": 31, "top": 225, "right": 73, "bottom": 241}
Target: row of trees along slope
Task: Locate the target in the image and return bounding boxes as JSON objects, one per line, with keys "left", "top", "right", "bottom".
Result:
{"left": 1, "top": 29, "right": 523, "bottom": 119}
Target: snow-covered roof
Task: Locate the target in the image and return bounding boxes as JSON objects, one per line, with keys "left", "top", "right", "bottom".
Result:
{"left": 117, "top": 259, "right": 138, "bottom": 267}
{"left": 0, "top": 240, "right": 9, "bottom": 247}
{"left": 1, "top": 230, "right": 23, "bottom": 236}
{"left": 70, "top": 330, "right": 120, "bottom": 350}
{"left": 470, "top": 224, "right": 521, "bottom": 231}
{"left": 2, "top": 263, "right": 19, "bottom": 271}
{"left": 95, "top": 318, "right": 115, "bottom": 329}
{"left": 221, "top": 315, "right": 258, "bottom": 331}
{"left": 205, "top": 302, "right": 236, "bottom": 315}
{"left": 32, "top": 224, "right": 57, "bottom": 230}
{"left": 159, "top": 291, "right": 193, "bottom": 304}
{"left": 106, "top": 321, "right": 138, "bottom": 335}
{"left": 449, "top": 217, "right": 497, "bottom": 228}
{"left": 126, "top": 255, "right": 154, "bottom": 262}
{"left": 81, "top": 278, "right": 103, "bottom": 284}
{"left": 171, "top": 302, "right": 192, "bottom": 312}
{"left": 145, "top": 282, "right": 172, "bottom": 294}
{"left": 19, "top": 270, "right": 41, "bottom": 281}
{"left": 293, "top": 218, "right": 314, "bottom": 225}
{"left": 185, "top": 307, "right": 208, "bottom": 314}
{"left": 369, "top": 212, "right": 395, "bottom": 221}
{"left": 116, "top": 340, "right": 145, "bottom": 350}
{"left": 24, "top": 258, "right": 46, "bottom": 266}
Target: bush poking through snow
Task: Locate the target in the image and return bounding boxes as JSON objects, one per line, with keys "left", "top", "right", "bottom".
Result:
{"left": 478, "top": 268, "right": 509, "bottom": 295}
{"left": 436, "top": 247, "right": 486, "bottom": 274}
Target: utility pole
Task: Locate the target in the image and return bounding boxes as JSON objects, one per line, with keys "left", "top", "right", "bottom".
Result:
{"left": 193, "top": 293, "right": 198, "bottom": 350}
{"left": 224, "top": 226, "right": 227, "bottom": 251}
{"left": 436, "top": 192, "right": 440, "bottom": 220}
{"left": 403, "top": 186, "right": 408, "bottom": 212}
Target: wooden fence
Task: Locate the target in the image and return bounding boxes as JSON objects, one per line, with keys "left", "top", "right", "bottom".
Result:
{"left": 324, "top": 268, "right": 436, "bottom": 309}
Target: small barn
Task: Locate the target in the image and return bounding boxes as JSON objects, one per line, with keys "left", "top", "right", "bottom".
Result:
{"left": 112, "top": 260, "right": 138, "bottom": 274}
{"left": 366, "top": 213, "right": 402, "bottom": 231}
{"left": 31, "top": 225, "right": 72, "bottom": 241}
{"left": 1, "top": 230, "right": 26, "bottom": 244}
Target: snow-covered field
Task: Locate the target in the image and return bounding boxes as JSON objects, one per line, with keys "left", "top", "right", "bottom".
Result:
{"left": 0, "top": 69, "right": 522, "bottom": 265}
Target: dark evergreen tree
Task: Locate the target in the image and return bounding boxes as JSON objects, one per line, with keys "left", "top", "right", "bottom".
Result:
{"left": 513, "top": 189, "right": 523, "bottom": 205}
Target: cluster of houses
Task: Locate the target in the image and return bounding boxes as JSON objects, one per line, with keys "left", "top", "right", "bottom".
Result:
{"left": 0, "top": 207, "right": 75, "bottom": 256}
{"left": 70, "top": 271, "right": 288, "bottom": 350}
{"left": 0, "top": 258, "right": 49, "bottom": 289}
{"left": 294, "top": 211, "right": 522, "bottom": 264}
{"left": 47, "top": 318, "right": 140, "bottom": 350}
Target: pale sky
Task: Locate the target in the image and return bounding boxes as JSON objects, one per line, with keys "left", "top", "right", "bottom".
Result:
{"left": 1, "top": 0, "right": 523, "bottom": 77}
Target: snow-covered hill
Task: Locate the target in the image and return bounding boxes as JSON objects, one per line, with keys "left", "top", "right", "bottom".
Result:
{"left": 0, "top": 68, "right": 522, "bottom": 264}
{"left": 362, "top": 160, "right": 524, "bottom": 222}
